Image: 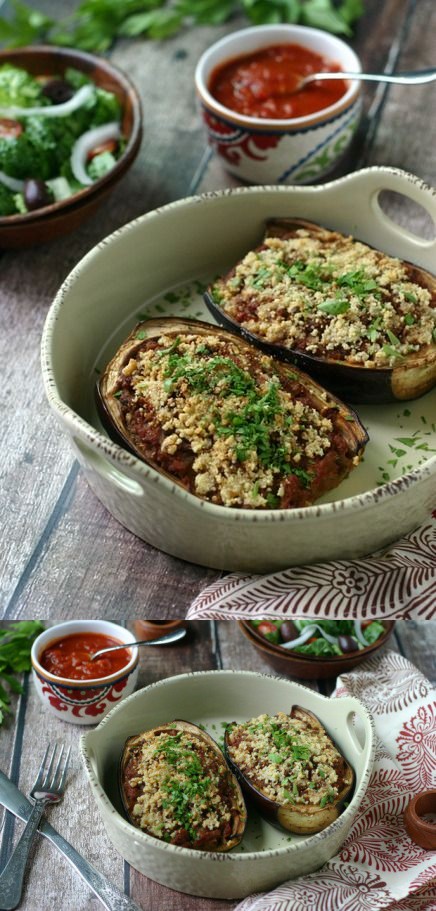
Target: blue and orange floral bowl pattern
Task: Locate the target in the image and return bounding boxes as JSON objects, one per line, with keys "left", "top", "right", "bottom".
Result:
{"left": 195, "top": 25, "right": 362, "bottom": 184}
{"left": 31, "top": 620, "right": 139, "bottom": 725}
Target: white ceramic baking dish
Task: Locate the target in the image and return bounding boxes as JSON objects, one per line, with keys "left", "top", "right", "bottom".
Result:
{"left": 41, "top": 166, "right": 436, "bottom": 571}
{"left": 80, "top": 670, "right": 374, "bottom": 899}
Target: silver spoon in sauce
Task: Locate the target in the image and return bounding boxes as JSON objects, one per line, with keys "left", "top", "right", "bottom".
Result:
{"left": 296, "top": 67, "right": 436, "bottom": 92}
{"left": 90, "top": 626, "right": 187, "bottom": 661}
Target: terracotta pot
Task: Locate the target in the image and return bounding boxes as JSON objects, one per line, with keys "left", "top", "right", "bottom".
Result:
{"left": 132, "top": 619, "right": 187, "bottom": 641}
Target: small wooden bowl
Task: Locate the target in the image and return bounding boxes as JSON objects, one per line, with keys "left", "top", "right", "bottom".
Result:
{"left": 0, "top": 45, "right": 142, "bottom": 248}
{"left": 132, "top": 619, "right": 187, "bottom": 641}
{"left": 239, "top": 620, "right": 395, "bottom": 679}
{"left": 404, "top": 790, "right": 436, "bottom": 849}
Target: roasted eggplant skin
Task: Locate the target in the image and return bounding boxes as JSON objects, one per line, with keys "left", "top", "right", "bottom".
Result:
{"left": 205, "top": 218, "right": 436, "bottom": 404}
{"left": 119, "top": 720, "right": 247, "bottom": 851}
{"left": 224, "top": 707, "right": 354, "bottom": 836}
{"left": 97, "top": 317, "right": 368, "bottom": 510}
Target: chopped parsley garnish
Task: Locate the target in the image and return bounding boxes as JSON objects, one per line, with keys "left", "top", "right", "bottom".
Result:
{"left": 154, "top": 734, "right": 216, "bottom": 842}
{"left": 286, "top": 260, "right": 327, "bottom": 291}
{"left": 158, "top": 343, "right": 315, "bottom": 485}
{"left": 317, "top": 297, "right": 350, "bottom": 316}
{"left": 336, "top": 269, "right": 381, "bottom": 297}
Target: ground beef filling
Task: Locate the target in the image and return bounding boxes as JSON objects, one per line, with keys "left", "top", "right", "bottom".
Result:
{"left": 123, "top": 729, "right": 239, "bottom": 848}
{"left": 226, "top": 712, "right": 346, "bottom": 808}
{"left": 114, "top": 331, "right": 356, "bottom": 509}
{"left": 210, "top": 228, "right": 436, "bottom": 368}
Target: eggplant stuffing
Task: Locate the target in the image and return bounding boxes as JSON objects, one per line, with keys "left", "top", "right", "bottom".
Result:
{"left": 205, "top": 219, "right": 436, "bottom": 403}
{"left": 224, "top": 707, "right": 354, "bottom": 835}
{"left": 97, "top": 317, "right": 367, "bottom": 509}
{"left": 120, "top": 721, "right": 247, "bottom": 850}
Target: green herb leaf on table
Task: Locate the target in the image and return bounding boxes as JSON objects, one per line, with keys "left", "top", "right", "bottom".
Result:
{"left": 0, "top": 621, "right": 45, "bottom": 726}
{"left": 0, "top": 0, "right": 365, "bottom": 50}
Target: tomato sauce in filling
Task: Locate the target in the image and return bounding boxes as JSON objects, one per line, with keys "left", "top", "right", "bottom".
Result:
{"left": 39, "top": 632, "right": 131, "bottom": 680}
{"left": 208, "top": 43, "right": 347, "bottom": 119}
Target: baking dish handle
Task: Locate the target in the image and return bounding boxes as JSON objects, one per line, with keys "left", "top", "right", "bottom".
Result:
{"left": 72, "top": 435, "right": 145, "bottom": 496}
{"left": 337, "top": 167, "right": 436, "bottom": 252}
{"left": 339, "top": 695, "right": 375, "bottom": 779}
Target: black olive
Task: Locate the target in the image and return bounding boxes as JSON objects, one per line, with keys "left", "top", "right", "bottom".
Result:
{"left": 41, "top": 79, "right": 74, "bottom": 105}
{"left": 338, "top": 635, "right": 359, "bottom": 654}
{"left": 24, "top": 179, "right": 53, "bottom": 212}
{"left": 280, "top": 620, "right": 299, "bottom": 642}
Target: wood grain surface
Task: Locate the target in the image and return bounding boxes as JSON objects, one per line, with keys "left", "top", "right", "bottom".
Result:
{"left": 0, "top": 0, "right": 435, "bottom": 619}
{"left": 0, "top": 619, "right": 435, "bottom": 911}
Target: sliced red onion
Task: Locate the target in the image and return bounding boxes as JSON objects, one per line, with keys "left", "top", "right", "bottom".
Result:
{"left": 279, "top": 622, "right": 345, "bottom": 650}
{"left": 0, "top": 85, "right": 94, "bottom": 119}
{"left": 353, "top": 620, "right": 368, "bottom": 646}
{"left": 70, "top": 121, "right": 121, "bottom": 186}
{"left": 308, "top": 624, "right": 339, "bottom": 645}
{"left": 279, "top": 626, "right": 318, "bottom": 650}
{"left": 0, "top": 170, "right": 24, "bottom": 192}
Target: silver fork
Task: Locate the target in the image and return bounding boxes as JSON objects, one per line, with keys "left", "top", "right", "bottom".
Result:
{"left": 0, "top": 744, "right": 71, "bottom": 910}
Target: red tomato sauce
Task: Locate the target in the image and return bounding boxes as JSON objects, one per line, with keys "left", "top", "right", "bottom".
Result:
{"left": 39, "top": 632, "right": 132, "bottom": 680}
{"left": 209, "top": 44, "right": 348, "bottom": 119}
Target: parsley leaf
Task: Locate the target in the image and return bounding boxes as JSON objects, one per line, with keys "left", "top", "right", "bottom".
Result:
{"left": 0, "top": 0, "right": 364, "bottom": 50}
{"left": 317, "top": 297, "right": 350, "bottom": 316}
{"left": 0, "top": 621, "right": 45, "bottom": 726}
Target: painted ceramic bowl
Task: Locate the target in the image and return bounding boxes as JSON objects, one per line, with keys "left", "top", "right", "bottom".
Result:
{"left": 81, "top": 670, "right": 374, "bottom": 899}
{"left": 195, "top": 24, "right": 362, "bottom": 184}
{"left": 41, "top": 167, "right": 436, "bottom": 572}
{"left": 239, "top": 621, "right": 395, "bottom": 679}
{"left": 31, "top": 620, "right": 139, "bottom": 725}
{"left": 0, "top": 45, "right": 142, "bottom": 248}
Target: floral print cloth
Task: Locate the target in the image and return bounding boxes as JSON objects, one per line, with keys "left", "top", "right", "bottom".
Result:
{"left": 186, "top": 514, "right": 436, "bottom": 619}
{"left": 235, "top": 651, "right": 436, "bottom": 911}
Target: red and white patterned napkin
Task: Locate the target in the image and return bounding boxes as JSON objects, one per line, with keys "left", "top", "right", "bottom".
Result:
{"left": 186, "top": 514, "right": 436, "bottom": 620}
{"left": 235, "top": 651, "right": 436, "bottom": 911}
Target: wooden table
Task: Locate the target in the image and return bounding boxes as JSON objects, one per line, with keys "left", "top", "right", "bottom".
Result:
{"left": 1, "top": 0, "right": 436, "bottom": 618}
{"left": 0, "top": 619, "right": 435, "bottom": 911}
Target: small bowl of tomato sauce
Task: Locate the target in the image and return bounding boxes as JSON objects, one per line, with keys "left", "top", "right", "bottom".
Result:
{"left": 195, "top": 24, "right": 362, "bottom": 185}
{"left": 31, "top": 620, "right": 139, "bottom": 725}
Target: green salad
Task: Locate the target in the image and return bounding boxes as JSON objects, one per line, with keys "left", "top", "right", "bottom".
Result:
{"left": 250, "top": 618, "right": 386, "bottom": 656}
{"left": 0, "top": 63, "right": 124, "bottom": 216}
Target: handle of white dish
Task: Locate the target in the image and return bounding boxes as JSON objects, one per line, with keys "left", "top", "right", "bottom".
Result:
{"left": 339, "top": 696, "right": 374, "bottom": 781}
{"left": 338, "top": 166, "right": 436, "bottom": 252}
{"left": 72, "top": 435, "right": 145, "bottom": 496}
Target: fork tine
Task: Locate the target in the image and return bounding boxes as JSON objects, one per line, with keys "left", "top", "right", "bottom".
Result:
{"left": 32, "top": 743, "right": 51, "bottom": 791}
{"left": 41, "top": 743, "right": 58, "bottom": 790}
{"left": 52, "top": 745, "right": 71, "bottom": 793}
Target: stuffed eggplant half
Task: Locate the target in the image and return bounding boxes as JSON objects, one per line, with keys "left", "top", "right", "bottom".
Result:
{"left": 119, "top": 721, "right": 246, "bottom": 850}
{"left": 224, "top": 707, "right": 354, "bottom": 835}
{"left": 205, "top": 219, "right": 436, "bottom": 403}
{"left": 98, "top": 318, "right": 367, "bottom": 510}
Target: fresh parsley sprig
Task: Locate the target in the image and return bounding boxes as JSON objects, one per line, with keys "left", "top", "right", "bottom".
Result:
{"left": 0, "top": 621, "right": 45, "bottom": 726}
{"left": 0, "top": 0, "right": 364, "bottom": 52}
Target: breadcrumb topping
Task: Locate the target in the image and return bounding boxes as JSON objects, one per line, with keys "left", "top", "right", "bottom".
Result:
{"left": 226, "top": 711, "right": 344, "bottom": 807}
{"left": 116, "top": 330, "right": 346, "bottom": 508}
{"left": 125, "top": 728, "right": 237, "bottom": 846}
{"left": 211, "top": 227, "right": 436, "bottom": 368}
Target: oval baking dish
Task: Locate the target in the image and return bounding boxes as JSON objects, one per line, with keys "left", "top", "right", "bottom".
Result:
{"left": 80, "top": 670, "right": 374, "bottom": 899}
{"left": 41, "top": 167, "right": 436, "bottom": 572}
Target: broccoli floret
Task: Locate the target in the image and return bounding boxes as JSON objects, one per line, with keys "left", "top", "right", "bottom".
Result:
{"left": 87, "top": 150, "right": 116, "bottom": 181}
{"left": 90, "top": 88, "right": 121, "bottom": 126}
{"left": 0, "top": 182, "right": 18, "bottom": 215}
{"left": 0, "top": 132, "right": 51, "bottom": 180}
{"left": 63, "top": 67, "right": 92, "bottom": 90}
{"left": 0, "top": 64, "right": 44, "bottom": 108}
